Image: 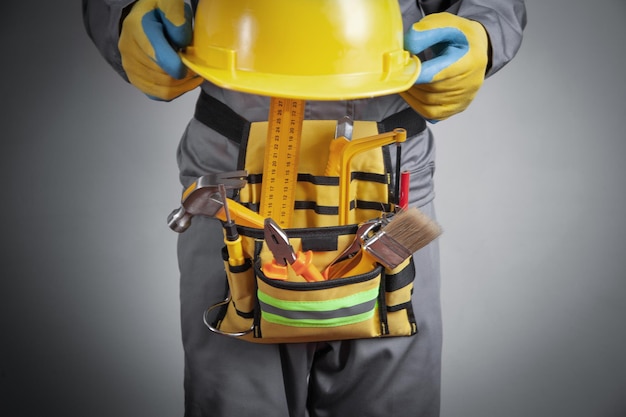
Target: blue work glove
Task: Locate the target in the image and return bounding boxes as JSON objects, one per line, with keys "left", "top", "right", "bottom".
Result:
{"left": 118, "top": 0, "right": 203, "bottom": 101}
{"left": 401, "top": 12, "right": 490, "bottom": 122}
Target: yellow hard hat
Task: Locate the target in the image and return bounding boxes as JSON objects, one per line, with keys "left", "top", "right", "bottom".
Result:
{"left": 180, "top": 0, "right": 421, "bottom": 100}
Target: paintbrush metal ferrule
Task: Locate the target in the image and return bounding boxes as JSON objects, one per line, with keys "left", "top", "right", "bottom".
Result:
{"left": 363, "top": 207, "right": 442, "bottom": 269}
{"left": 363, "top": 231, "right": 413, "bottom": 270}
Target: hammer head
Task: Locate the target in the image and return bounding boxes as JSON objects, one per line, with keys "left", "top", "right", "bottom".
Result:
{"left": 167, "top": 207, "right": 192, "bottom": 233}
{"left": 167, "top": 171, "right": 247, "bottom": 232}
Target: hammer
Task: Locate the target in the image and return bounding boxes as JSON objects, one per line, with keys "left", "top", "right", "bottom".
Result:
{"left": 167, "top": 170, "right": 265, "bottom": 232}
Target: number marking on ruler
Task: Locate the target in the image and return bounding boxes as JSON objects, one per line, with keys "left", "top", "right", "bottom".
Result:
{"left": 260, "top": 97, "right": 305, "bottom": 227}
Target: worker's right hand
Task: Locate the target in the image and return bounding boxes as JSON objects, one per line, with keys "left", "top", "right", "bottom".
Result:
{"left": 118, "top": 0, "right": 203, "bottom": 101}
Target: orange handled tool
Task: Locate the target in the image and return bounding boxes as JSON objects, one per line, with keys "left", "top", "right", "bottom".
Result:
{"left": 263, "top": 218, "right": 325, "bottom": 282}
{"left": 167, "top": 170, "right": 258, "bottom": 232}
{"left": 214, "top": 199, "right": 265, "bottom": 228}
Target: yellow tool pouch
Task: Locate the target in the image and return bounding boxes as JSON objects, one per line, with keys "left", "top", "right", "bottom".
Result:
{"left": 204, "top": 118, "right": 419, "bottom": 343}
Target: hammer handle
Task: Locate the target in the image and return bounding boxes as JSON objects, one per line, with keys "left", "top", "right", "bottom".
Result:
{"left": 216, "top": 199, "right": 266, "bottom": 229}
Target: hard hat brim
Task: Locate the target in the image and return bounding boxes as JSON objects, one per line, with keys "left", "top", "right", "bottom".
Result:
{"left": 181, "top": 52, "right": 421, "bottom": 100}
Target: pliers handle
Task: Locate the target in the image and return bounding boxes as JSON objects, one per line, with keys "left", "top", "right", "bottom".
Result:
{"left": 263, "top": 218, "right": 325, "bottom": 282}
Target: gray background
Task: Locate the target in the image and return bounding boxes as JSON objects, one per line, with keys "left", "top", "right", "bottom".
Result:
{"left": 1, "top": 0, "right": 625, "bottom": 416}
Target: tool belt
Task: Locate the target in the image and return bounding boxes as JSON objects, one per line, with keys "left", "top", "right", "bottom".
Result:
{"left": 194, "top": 92, "right": 427, "bottom": 344}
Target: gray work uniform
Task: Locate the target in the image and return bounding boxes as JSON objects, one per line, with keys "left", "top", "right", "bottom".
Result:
{"left": 83, "top": 1, "right": 526, "bottom": 416}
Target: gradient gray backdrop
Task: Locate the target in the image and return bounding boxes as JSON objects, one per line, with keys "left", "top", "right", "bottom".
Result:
{"left": 1, "top": 1, "right": 625, "bottom": 416}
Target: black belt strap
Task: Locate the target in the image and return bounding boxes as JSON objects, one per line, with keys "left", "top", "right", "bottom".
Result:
{"left": 377, "top": 107, "right": 426, "bottom": 139}
{"left": 194, "top": 90, "right": 426, "bottom": 144}
{"left": 194, "top": 91, "right": 251, "bottom": 145}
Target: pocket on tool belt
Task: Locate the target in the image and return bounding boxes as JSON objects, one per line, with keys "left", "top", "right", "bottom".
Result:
{"left": 221, "top": 247, "right": 256, "bottom": 316}
{"left": 383, "top": 258, "right": 418, "bottom": 336}
{"left": 256, "top": 262, "right": 382, "bottom": 327}
{"left": 252, "top": 260, "right": 385, "bottom": 342}
{"left": 207, "top": 223, "right": 420, "bottom": 343}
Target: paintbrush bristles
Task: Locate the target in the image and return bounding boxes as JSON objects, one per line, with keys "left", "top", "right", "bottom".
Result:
{"left": 383, "top": 207, "right": 442, "bottom": 253}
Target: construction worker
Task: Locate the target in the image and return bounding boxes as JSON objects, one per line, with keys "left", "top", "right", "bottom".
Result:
{"left": 83, "top": 1, "right": 526, "bottom": 416}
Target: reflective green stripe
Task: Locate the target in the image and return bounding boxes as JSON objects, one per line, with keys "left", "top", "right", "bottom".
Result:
{"left": 261, "top": 307, "right": 376, "bottom": 328}
{"left": 257, "top": 287, "right": 379, "bottom": 313}
{"left": 260, "top": 297, "right": 377, "bottom": 320}
{"left": 257, "top": 287, "right": 379, "bottom": 328}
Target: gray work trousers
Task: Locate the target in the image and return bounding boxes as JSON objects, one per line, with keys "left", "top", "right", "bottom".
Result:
{"left": 177, "top": 118, "right": 442, "bottom": 417}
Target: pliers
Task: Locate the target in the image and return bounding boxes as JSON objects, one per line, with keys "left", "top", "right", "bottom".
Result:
{"left": 263, "top": 218, "right": 325, "bottom": 282}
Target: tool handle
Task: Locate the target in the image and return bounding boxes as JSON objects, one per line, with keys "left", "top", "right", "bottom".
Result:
{"left": 262, "top": 261, "right": 289, "bottom": 280}
{"left": 225, "top": 236, "right": 245, "bottom": 267}
{"left": 216, "top": 199, "right": 266, "bottom": 228}
{"left": 348, "top": 251, "right": 379, "bottom": 277}
{"left": 399, "top": 171, "right": 410, "bottom": 210}
{"left": 325, "top": 251, "right": 378, "bottom": 280}
{"left": 338, "top": 129, "right": 407, "bottom": 225}
{"left": 292, "top": 251, "right": 326, "bottom": 282}
{"left": 324, "top": 137, "right": 350, "bottom": 176}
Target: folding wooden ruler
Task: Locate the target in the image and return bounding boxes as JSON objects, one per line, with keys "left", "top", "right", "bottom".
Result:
{"left": 259, "top": 97, "right": 305, "bottom": 227}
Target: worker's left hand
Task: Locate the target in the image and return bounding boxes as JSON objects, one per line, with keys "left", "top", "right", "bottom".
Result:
{"left": 401, "top": 12, "right": 490, "bottom": 122}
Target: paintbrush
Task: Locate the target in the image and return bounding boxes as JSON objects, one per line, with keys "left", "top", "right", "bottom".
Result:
{"left": 362, "top": 206, "right": 442, "bottom": 269}
{"left": 326, "top": 207, "right": 441, "bottom": 278}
